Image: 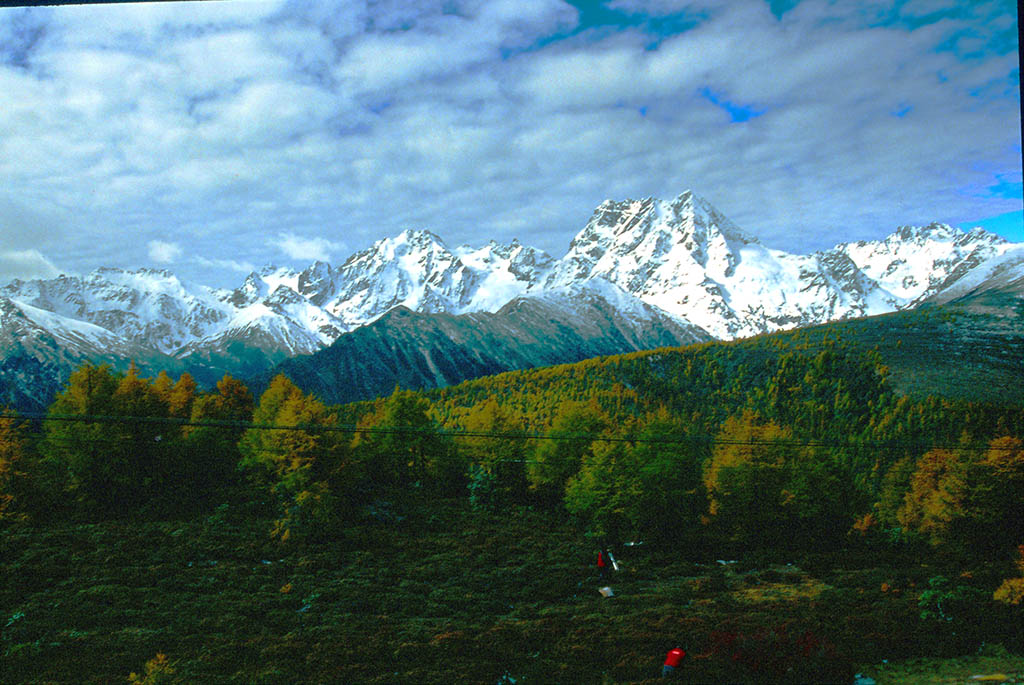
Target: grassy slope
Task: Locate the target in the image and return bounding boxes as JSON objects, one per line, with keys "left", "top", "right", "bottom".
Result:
{"left": 762, "top": 297, "right": 1024, "bottom": 403}
{"left": 3, "top": 497, "right": 1019, "bottom": 684}
{"left": 862, "top": 648, "right": 1024, "bottom": 684}
{"left": 413, "top": 282, "right": 1024, "bottom": 432}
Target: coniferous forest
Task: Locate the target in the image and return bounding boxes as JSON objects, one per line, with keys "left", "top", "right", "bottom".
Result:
{"left": 2, "top": 330, "right": 1023, "bottom": 683}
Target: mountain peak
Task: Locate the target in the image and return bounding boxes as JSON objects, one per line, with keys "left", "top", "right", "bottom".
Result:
{"left": 395, "top": 228, "right": 447, "bottom": 248}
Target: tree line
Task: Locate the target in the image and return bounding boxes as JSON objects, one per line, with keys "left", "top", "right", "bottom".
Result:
{"left": 1, "top": 338, "right": 1022, "bottom": 570}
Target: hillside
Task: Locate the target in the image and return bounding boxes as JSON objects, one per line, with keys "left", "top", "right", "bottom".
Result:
{"left": 414, "top": 270, "right": 1024, "bottom": 432}
{"left": 272, "top": 284, "right": 709, "bottom": 405}
{"left": 776, "top": 276, "right": 1024, "bottom": 403}
{"left": 3, "top": 497, "right": 1020, "bottom": 684}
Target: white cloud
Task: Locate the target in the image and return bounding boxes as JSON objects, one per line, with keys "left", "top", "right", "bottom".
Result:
{"left": 336, "top": 33, "right": 469, "bottom": 91}
{"left": 196, "top": 256, "right": 257, "bottom": 274}
{"left": 277, "top": 232, "right": 343, "bottom": 262}
{"left": 148, "top": 240, "right": 183, "bottom": 263}
{"left": 0, "top": 249, "right": 62, "bottom": 284}
{"left": 0, "top": 0, "right": 1017, "bottom": 283}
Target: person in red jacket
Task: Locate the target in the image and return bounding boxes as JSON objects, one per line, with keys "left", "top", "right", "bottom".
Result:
{"left": 662, "top": 646, "right": 685, "bottom": 678}
{"left": 597, "top": 547, "right": 609, "bottom": 581}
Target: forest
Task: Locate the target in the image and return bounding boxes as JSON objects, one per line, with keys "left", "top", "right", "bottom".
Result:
{"left": 2, "top": 332, "right": 1023, "bottom": 682}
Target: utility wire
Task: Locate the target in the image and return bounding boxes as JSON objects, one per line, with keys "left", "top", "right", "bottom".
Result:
{"left": 2, "top": 411, "right": 1019, "bottom": 451}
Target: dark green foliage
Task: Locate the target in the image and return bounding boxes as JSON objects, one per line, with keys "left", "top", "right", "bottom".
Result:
{"left": 459, "top": 398, "right": 529, "bottom": 504}
{"left": 355, "top": 388, "right": 462, "bottom": 493}
{"left": 629, "top": 410, "right": 708, "bottom": 545}
{"left": 3, "top": 498, "right": 1022, "bottom": 684}
{"left": 42, "top": 363, "right": 157, "bottom": 517}
{"left": 528, "top": 400, "right": 608, "bottom": 503}
{"left": 180, "top": 374, "right": 254, "bottom": 507}
{"left": 467, "top": 463, "right": 499, "bottom": 510}
{"left": 916, "top": 575, "right": 995, "bottom": 654}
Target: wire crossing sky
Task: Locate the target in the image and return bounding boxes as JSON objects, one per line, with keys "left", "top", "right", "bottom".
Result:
{"left": 4, "top": 411, "right": 1020, "bottom": 452}
{"left": 0, "top": 0, "right": 1020, "bottom": 288}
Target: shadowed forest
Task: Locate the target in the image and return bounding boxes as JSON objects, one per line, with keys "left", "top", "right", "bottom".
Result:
{"left": 2, "top": 333, "right": 1023, "bottom": 683}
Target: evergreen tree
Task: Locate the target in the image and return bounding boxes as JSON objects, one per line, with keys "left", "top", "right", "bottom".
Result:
{"left": 358, "top": 388, "right": 458, "bottom": 491}
{"left": 43, "top": 363, "right": 127, "bottom": 516}
{"left": 703, "top": 411, "right": 797, "bottom": 548}
{"left": 0, "top": 410, "right": 29, "bottom": 522}
{"left": 632, "top": 409, "right": 708, "bottom": 544}
{"left": 183, "top": 374, "right": 255, "bottom": 506}
{"left": 528, "top": 400, "right": 607, "bottom": 503}
{"left": 240, "top": 375, "right": 353, "bottom": 538}
{"left": 460, "top": 398, "right": 527, "bottom": 503}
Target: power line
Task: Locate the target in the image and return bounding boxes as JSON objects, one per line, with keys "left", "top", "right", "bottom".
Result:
{"left": 1, "top": 411, "right": 1019, "bottom": 452}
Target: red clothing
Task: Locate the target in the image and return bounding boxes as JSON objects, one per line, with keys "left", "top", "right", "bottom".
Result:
{"left": 664, "top": 648, "right": 685, "bottom": 668}
{"left": 597, "top": 551, "right": 607, "bottom": 568}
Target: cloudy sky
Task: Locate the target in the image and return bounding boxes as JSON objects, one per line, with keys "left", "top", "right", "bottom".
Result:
{"left": 0, "top": 0, "right": 1020, "bottom": 289}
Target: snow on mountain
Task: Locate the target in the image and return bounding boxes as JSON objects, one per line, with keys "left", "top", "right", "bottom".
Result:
{"left": 835, "top": 223, "right": 1010, "bottom": 302}
{"left": 919, "top": 243, "right": 1024, "bottom": 304}
{"left": 544, "top": 190, "right": 1018, "bottom": 339}
{"left": 323, "top": 229, "right": 556, "bottom": 327}
{"left": 1, "top": 268, "right": 233, "bottom": 354}
{"left": 0, "top": 296, "right": 140, "bottom": 357}
{"left": 1, "top": 189, "right": 1019, "bottom": 386}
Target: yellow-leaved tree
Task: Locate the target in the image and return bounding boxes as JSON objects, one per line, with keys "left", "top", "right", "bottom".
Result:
{"left": 240, "top": 375, "right": 353, "bottom": 540}
{"left": 0, "top": 409, "right": 29, "bottom": 522}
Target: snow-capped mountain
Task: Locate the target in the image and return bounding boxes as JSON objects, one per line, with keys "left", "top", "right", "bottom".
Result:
{"left": 1, "top": 188, "right": 1020, "bottom": 409}
{"left": 2, "top": 268, "right": 231, "bottom": 354}
{"left": 0, "top": 295, "right": 184, "bottom": 411}
{"left": 321, "top": 230, "right": 556, "bottom": 325}
{"left": 274, "top": 278, "right": 710, "bottom": 406}
{"left": 545, "top": 191, "right": 1016, "bottom": 339}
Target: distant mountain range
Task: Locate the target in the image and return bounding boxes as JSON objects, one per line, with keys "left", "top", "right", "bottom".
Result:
{"left": 2, "top": 190, "right": 1022, "bottom": 409}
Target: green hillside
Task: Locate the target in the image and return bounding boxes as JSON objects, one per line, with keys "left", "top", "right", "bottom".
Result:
{"left": 422, "top": 279, "right": 1024, "bottom": 431}
{"left": 4, "top": 496, "right": 1021, "bottom": 684}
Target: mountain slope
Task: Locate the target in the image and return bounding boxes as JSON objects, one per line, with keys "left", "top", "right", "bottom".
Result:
{"left": 547, "top": 191, "right": 1014, "bottom": 338}
{"left": 413, "top": 261, "right": 1024, "bottom": 427}
{"left": 272, "top": 283, "right": 710, "bottom": 405}
{"left": 0, "top": 296, "right": 185, "bottom": 410}
{"left": 1, "top": 189, "right": 1020, "bottom": 410}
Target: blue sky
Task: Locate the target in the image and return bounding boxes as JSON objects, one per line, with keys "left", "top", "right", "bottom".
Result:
{"left": 0, "top": 0, "right": 1020, "bottom": 287}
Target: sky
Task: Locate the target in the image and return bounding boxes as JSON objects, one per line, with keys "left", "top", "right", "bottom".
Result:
{"left": 0, "top": 0, "right": 1020, "bottom": 289}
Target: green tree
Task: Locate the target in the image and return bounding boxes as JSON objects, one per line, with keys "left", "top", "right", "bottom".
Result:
{"left": 357, "top": 388, "right": 459, "bottom": 491}
{"left": 703, "top": 411, "right": 797, "bottom": 547}
{"left": 528, "top": 400, "right": 607, "bottom": 503}
{"left": 781, "top": 445, "right": 856, "bottom": 546}
{"left": 564, "top": 433, "right": 636, "bottom": 540}
{"left": 111, "top": 363, "right": 173, "bottom": 508}
{"left": 183, "top": 374, "right": 254, "bottom": 506}
{"left": 631, "top": 409, "right": 708, "bottom": 544}
{"left": 43, "top": 363, "right": 127, "bottom": 516}
{"left": 240, "top": 375, "right": 353, "bottom": 538}
{"left": 968, "top": 436, "right": 1024, "bottom": 555}
{"left": 875, "top": 455, "right": 917, "bottom": 528}
{"left": 0, "top": 410, "right": 29, "bottom": 522}
{"left": 460, "top": 399, "right": 527, "bottom": 503}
